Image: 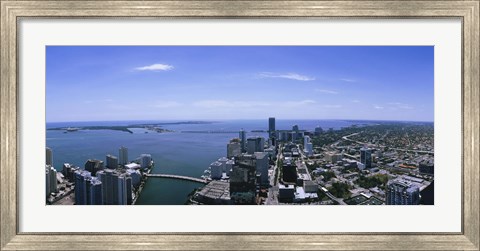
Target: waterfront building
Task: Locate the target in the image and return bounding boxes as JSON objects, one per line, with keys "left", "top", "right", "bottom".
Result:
{"left": 125, "top": 168, "right": 141, "bottom": 188}
{"left": 139, "top": 154, "right": 152, "bottom": 168}
{"left": 62, "top": 163, "right": 80, "bottom": 182}
{"left": 360, "top": 147, "right": 372, "bottom": 169}
{"left": 292, "top": 124, "right": 299, "bottom": 132}
{"left": 247, "top": 137, "right": 265, "bottom": 154}
{"left": 225, "top": 159, "right": 234, "bottom": 176}
{"left": 239, "top": 129, "right": 247, "bottom": 153}
{"left": 125, "top": 163, "right": 141, "bottom": 170}
{"left": 45, "top": 165, "right": 58, "bottom": 197}
{"left": 386, "top": 178, "right": 420, "bottom": 205}
{"left": 96, "top": 169, "right": 132, "bottom": 205}
{"left": 192, "top": 180, "right": 231, "bottom": 205}
{"left": 227, "top": 141, "right": 242, "bottom": 158}
{"left": 314, "top": 126, "right": 324, "bottom": 135}
{"left": 119, "top": 146, "right": 128, "bottom": 165}
{"left": 74, "top": 170, "right": 103, "bottom": 205}
{"left": 254, "top": 152, "right": 269, "bottom": 186}
{"left": 106, "top": 154, "right": 119, "bottom": 169}
{"left": 217, "top": 157, "right": 229, "bottom": 172}
{"left": 45, "top": 168, "right": 50, "bottom": 198}
{"left": 46, "top": 147, "right": 53, "bottom": 166}
{"left": 88, "top": 177, "right": 103, "bottom": 205}
{"left": 84, "top": 159, "right": 104, "bottom": 176}
{"left": 210, "top": 161, "right": 223, "bottom": 180}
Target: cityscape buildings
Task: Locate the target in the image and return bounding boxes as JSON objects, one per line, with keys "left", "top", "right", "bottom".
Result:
{"left": 47, "top": 117, "right": 434, "bottom": 206}
{"left": 119, "top": 146, "right": 128, "bottom": 165}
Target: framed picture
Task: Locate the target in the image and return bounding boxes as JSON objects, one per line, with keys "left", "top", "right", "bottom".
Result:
{"left": 1, "top": 0, "right": 478, "bottom": 250}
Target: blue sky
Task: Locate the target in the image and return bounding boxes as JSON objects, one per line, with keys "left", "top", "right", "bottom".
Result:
{"left": 46, "top": 46, "right": 433, "bottom": 122}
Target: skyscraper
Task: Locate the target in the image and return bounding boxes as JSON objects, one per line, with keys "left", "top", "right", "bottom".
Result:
{"left": 139, "top": 154, "right": 152, "bottom": 168}
{"left": 268, "top": 117, "right": 276, "bottom": 135}
{"left": 85, "top": 159, "right": 104, "bottom": 175}
{"left": 360, "top": 147, "right": 372, "bottom": 169}
{"left": 386, "top": 178, "right": 420, "bottom": 205}
{"left": 239, "top": 129, "right": 246, "bottom": 153}
{"left": 106, "top": 154, "right": 119, "bottom": 169}
{"left": 74, "top": 170, "right": 104, "bottom": 205}
{"left": 227, "top": 140, "right": 242, "bottom": 158}
{"left": 74, "top": 170, "right": 91, "bottom": 205}
{"left": 247, "top": 137, "right": 265, "bottom": 154}
{"left": 119, "top": 146, "right": 128, "bottom": 165}
{"left": 96, "top": 169, "right": 132, "bottom": 205}
{"left": 45, "top": 165, "right": 57, "bottom": 197}
{"left": 46, "top": 147, "right": 53, "bottom": 166}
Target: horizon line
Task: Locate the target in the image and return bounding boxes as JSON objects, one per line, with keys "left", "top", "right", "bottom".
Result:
{"left": 46, "top": 118, "right": 435, "bottom": 124}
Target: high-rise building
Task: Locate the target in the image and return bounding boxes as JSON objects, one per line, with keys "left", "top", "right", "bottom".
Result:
{"left": 303, "top": 135, "right": 311, "bottom": 146}
{"left": 106, "top": 154, "right": 119, "bottom": 169}
{"left": 45, "top": 165, "right": 57, "bottom": 197}
{"left": 85, "top": 159, "right": 104, "bottom": 176}
{"left": 282, "top": 162, "right": 297, "bottom": 183}
{"left": 46, "top": 147, "right": 53, "bottom": 166}
{"left": 139, "top": 154, "right": 152, "bottom": 168}
{"left": 268, "top": 117, "right": 276, "bottom": 138}
{"left": 230, "top": 155, "right": 257, "bottom": 204}
{"left": 314, "top": 126, "right": 324, "bottom": 136}
{"left": 305, "top": 143, "right": 313, "bottom": 156}
{"left": 74, "top": 170, "right": 104, "bottom": 205}
{"left": 239, "top": 129, "right": 247, "bottom": 153}
{"left": 254, "top": 152, "right": 269, "bottom": 186}
{"left": 227, "top": 141, "right": 241, "bottom": 158}
{"left": 96, "top": 169, "right": 132, "bottom": 205}
{"left": 360, "top": 147, "right": 372, "bottom": 169}
{"left": 292, "top": 124, "right": 299, "bottom": 132}
{"left": 62, "top": 163, "right": 80, "bottom": 182}
{"left": 386, "top": 178, "right": 420, "bottom": 205}
{"left": 225, "top": 159, "right": 234, "bottom": 176}
{"left": 246, "top": 137, "right": 265, "bottom": 154}
{"left": 119, "top": 146, "right": 128, "bottom": 165}
{"left": 210, "top": 161, "right": 223, "bottom": 180}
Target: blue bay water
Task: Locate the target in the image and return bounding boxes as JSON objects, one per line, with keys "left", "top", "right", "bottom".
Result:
{"left": 46, "top": 119, "right": 363, "bottom": 205}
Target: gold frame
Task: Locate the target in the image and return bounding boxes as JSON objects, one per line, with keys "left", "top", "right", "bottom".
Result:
{"left": 1, "top": 1, "right": 478, "bottom": 250}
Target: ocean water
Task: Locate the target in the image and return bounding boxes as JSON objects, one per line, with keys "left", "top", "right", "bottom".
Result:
{"left": 46, "top": 119, "right": 363, "bottom": 205}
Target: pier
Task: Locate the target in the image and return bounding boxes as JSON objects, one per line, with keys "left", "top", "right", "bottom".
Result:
{"left": 146, "top": 173, "right": 208, "bottom": 184}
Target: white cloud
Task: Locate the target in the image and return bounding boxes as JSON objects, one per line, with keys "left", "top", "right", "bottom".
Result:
{"left": 282, "top": 100, "right": 316, "bottom": 107}
{"left": 193, "top": 100, "right": 271, "bottom": 109}
{"left": 315, "top": 89, "right": 338, "bottom": 94}
{"left": 258, "top": 72, "right": 315, "bottom": 81}
{"left": 134, "top": 63, "right": 174, "bottom": 71}
{"left": 387, "top": 102, "right": 414, "bottom": 109}
{"left": 152, "top": 101, "right": 182, "bottom": 108}
{"left": 322, "top": 104, "right": 342, "bottom": 108}
{"left": 373, "top": 105, "right": 384, "bottom": 109}
{"left": 340, "top": 78, "right": 356, "bottom": 83}
{"left": 351, "top": 100, "right": 360, "bottom": 103}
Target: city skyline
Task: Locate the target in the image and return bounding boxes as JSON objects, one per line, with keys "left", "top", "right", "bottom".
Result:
{"left": 47, "top": 46, "right": 434, "bottom": 122}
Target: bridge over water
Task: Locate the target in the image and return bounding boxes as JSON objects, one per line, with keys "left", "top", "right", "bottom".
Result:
{"left": 146, "top": 173, "right": 208, "bottom": 184}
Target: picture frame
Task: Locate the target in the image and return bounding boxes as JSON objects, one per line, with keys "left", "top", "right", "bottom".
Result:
{"left": 1, "top": 0, "right": 478, "bottom": 250}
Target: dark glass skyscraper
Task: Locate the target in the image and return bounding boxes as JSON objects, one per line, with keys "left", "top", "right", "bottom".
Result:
{"left": 360, "top": 147, "right": 372, "bottom": 169}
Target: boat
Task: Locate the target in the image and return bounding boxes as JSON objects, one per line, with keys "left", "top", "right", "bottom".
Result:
{"left": 66, "top": 127, "right": 79, "bottom": 132}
